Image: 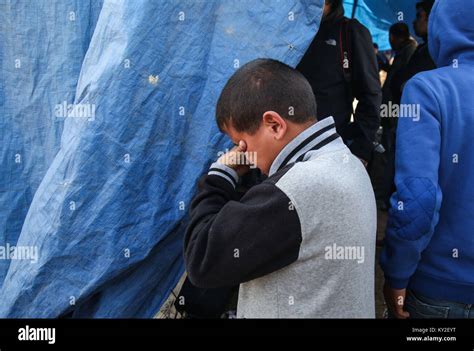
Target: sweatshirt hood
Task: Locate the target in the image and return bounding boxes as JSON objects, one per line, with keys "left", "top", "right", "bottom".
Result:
{"left": 429, "top": 0, "right": 474, "bottom": 67}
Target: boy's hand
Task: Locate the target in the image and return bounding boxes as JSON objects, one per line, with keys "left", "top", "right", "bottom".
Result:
{"left": 383, "top": 282, "right": 410, "bottom": 319}
{"left": 217, "top": 140, "right": 250, "bottom": 177}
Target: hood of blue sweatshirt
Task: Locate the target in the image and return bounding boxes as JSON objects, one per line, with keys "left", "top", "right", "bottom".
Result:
{"left": 429, "top": 0, "right": 474, "bottom": 67}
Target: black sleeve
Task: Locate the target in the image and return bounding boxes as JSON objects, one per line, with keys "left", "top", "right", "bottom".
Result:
{"left": 184, "top": 173, "right": 302, "bottom": 289}
{"left": 349, "top": 20, "right": 382, "bottom": 161}
{"left": 391, "top": 45, "right": 436, "bottom": 105}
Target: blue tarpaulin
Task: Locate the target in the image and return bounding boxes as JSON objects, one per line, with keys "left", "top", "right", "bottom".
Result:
{"left": 0, "top": 0, "right": 324, "bottom": 317}
{"left": 344, "top": 0, "right": 419, "bottom": 51}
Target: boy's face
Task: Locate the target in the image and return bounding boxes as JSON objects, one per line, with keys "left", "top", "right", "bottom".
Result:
{"left": 223, "top": 111, "right": 315, "bottom": 175}
{"left": 223, "top": 112, "right": 288, "bottom": 175}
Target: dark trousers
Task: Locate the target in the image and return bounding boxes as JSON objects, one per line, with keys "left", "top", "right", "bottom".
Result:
{"left": 405, "top": 289, "right": 474, "bottom": 319}
{"left": 380, "top": 123, "right": 397, "bottom": 207}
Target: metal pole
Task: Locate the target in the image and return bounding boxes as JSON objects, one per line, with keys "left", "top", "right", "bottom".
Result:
{"left": 351, "top": 0, "right": 359, "bottom": 18}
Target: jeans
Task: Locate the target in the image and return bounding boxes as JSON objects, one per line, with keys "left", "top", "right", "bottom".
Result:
{"left": 405, "top": 289, "right": 474, "bottom": 319}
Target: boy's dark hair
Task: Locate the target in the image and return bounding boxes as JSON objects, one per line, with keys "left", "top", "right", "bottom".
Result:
{"left": 389, "top": 22, "right": 410, "bottom": 40}
{"left": 216, "top": 58, "right": 317, "bottom": 134}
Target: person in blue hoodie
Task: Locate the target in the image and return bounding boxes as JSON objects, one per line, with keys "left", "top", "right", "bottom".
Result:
{"left": 381, "top": 0, "right": 474, "bottom": 319}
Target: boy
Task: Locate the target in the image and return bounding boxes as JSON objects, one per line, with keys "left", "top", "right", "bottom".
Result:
{"left": 184, "top": 59, "right": 376, "bottom": 318}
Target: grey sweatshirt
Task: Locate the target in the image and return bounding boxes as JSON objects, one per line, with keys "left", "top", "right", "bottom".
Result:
{"left": 184, "top": 117, "right": 377, "bottom": 318}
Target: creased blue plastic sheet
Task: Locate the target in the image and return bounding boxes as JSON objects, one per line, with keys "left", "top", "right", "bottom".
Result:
{"left": 0, "top": 0, "right": 104, "bottom": 287}
{"left": 0, "top": 0, "right": 323, "bottom": 317}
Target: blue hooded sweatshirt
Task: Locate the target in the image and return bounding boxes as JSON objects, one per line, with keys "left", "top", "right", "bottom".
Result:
{"left": 380, "top": 0, "right": 474, "bottom": 304}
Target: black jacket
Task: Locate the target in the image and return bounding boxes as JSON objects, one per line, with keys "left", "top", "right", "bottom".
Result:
{"left": 382, "top": 38, "right": 418, "bottom": 106}
{"left": 297, "top": 6, "right": 381, "bottom": 161}
{"left": 381, "top": 38, "right": 417, "bottom": 132}
{"left": 391, "top": 42, "right": 436, "bottom": 105}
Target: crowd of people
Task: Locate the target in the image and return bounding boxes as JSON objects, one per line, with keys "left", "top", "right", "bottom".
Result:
{"left": 178, "top": 0, "right": 473, "bottom": 319}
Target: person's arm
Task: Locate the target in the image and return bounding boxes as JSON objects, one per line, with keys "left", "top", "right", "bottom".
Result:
{"left": 380, "top": 76, "right": 443, "bottom": 289}
{"left": 378, "top": 54, "right": 391, "bottom": 73}
{"left": 349, "top": 21, "right": 382, "bottom": 162}
{"left": 184, "top": 163, "right": 302, "bottom": 289}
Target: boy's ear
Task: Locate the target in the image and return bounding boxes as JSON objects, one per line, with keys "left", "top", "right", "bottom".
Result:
{"left": 262, "top": 111, "right": 287, "bottom": 140}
